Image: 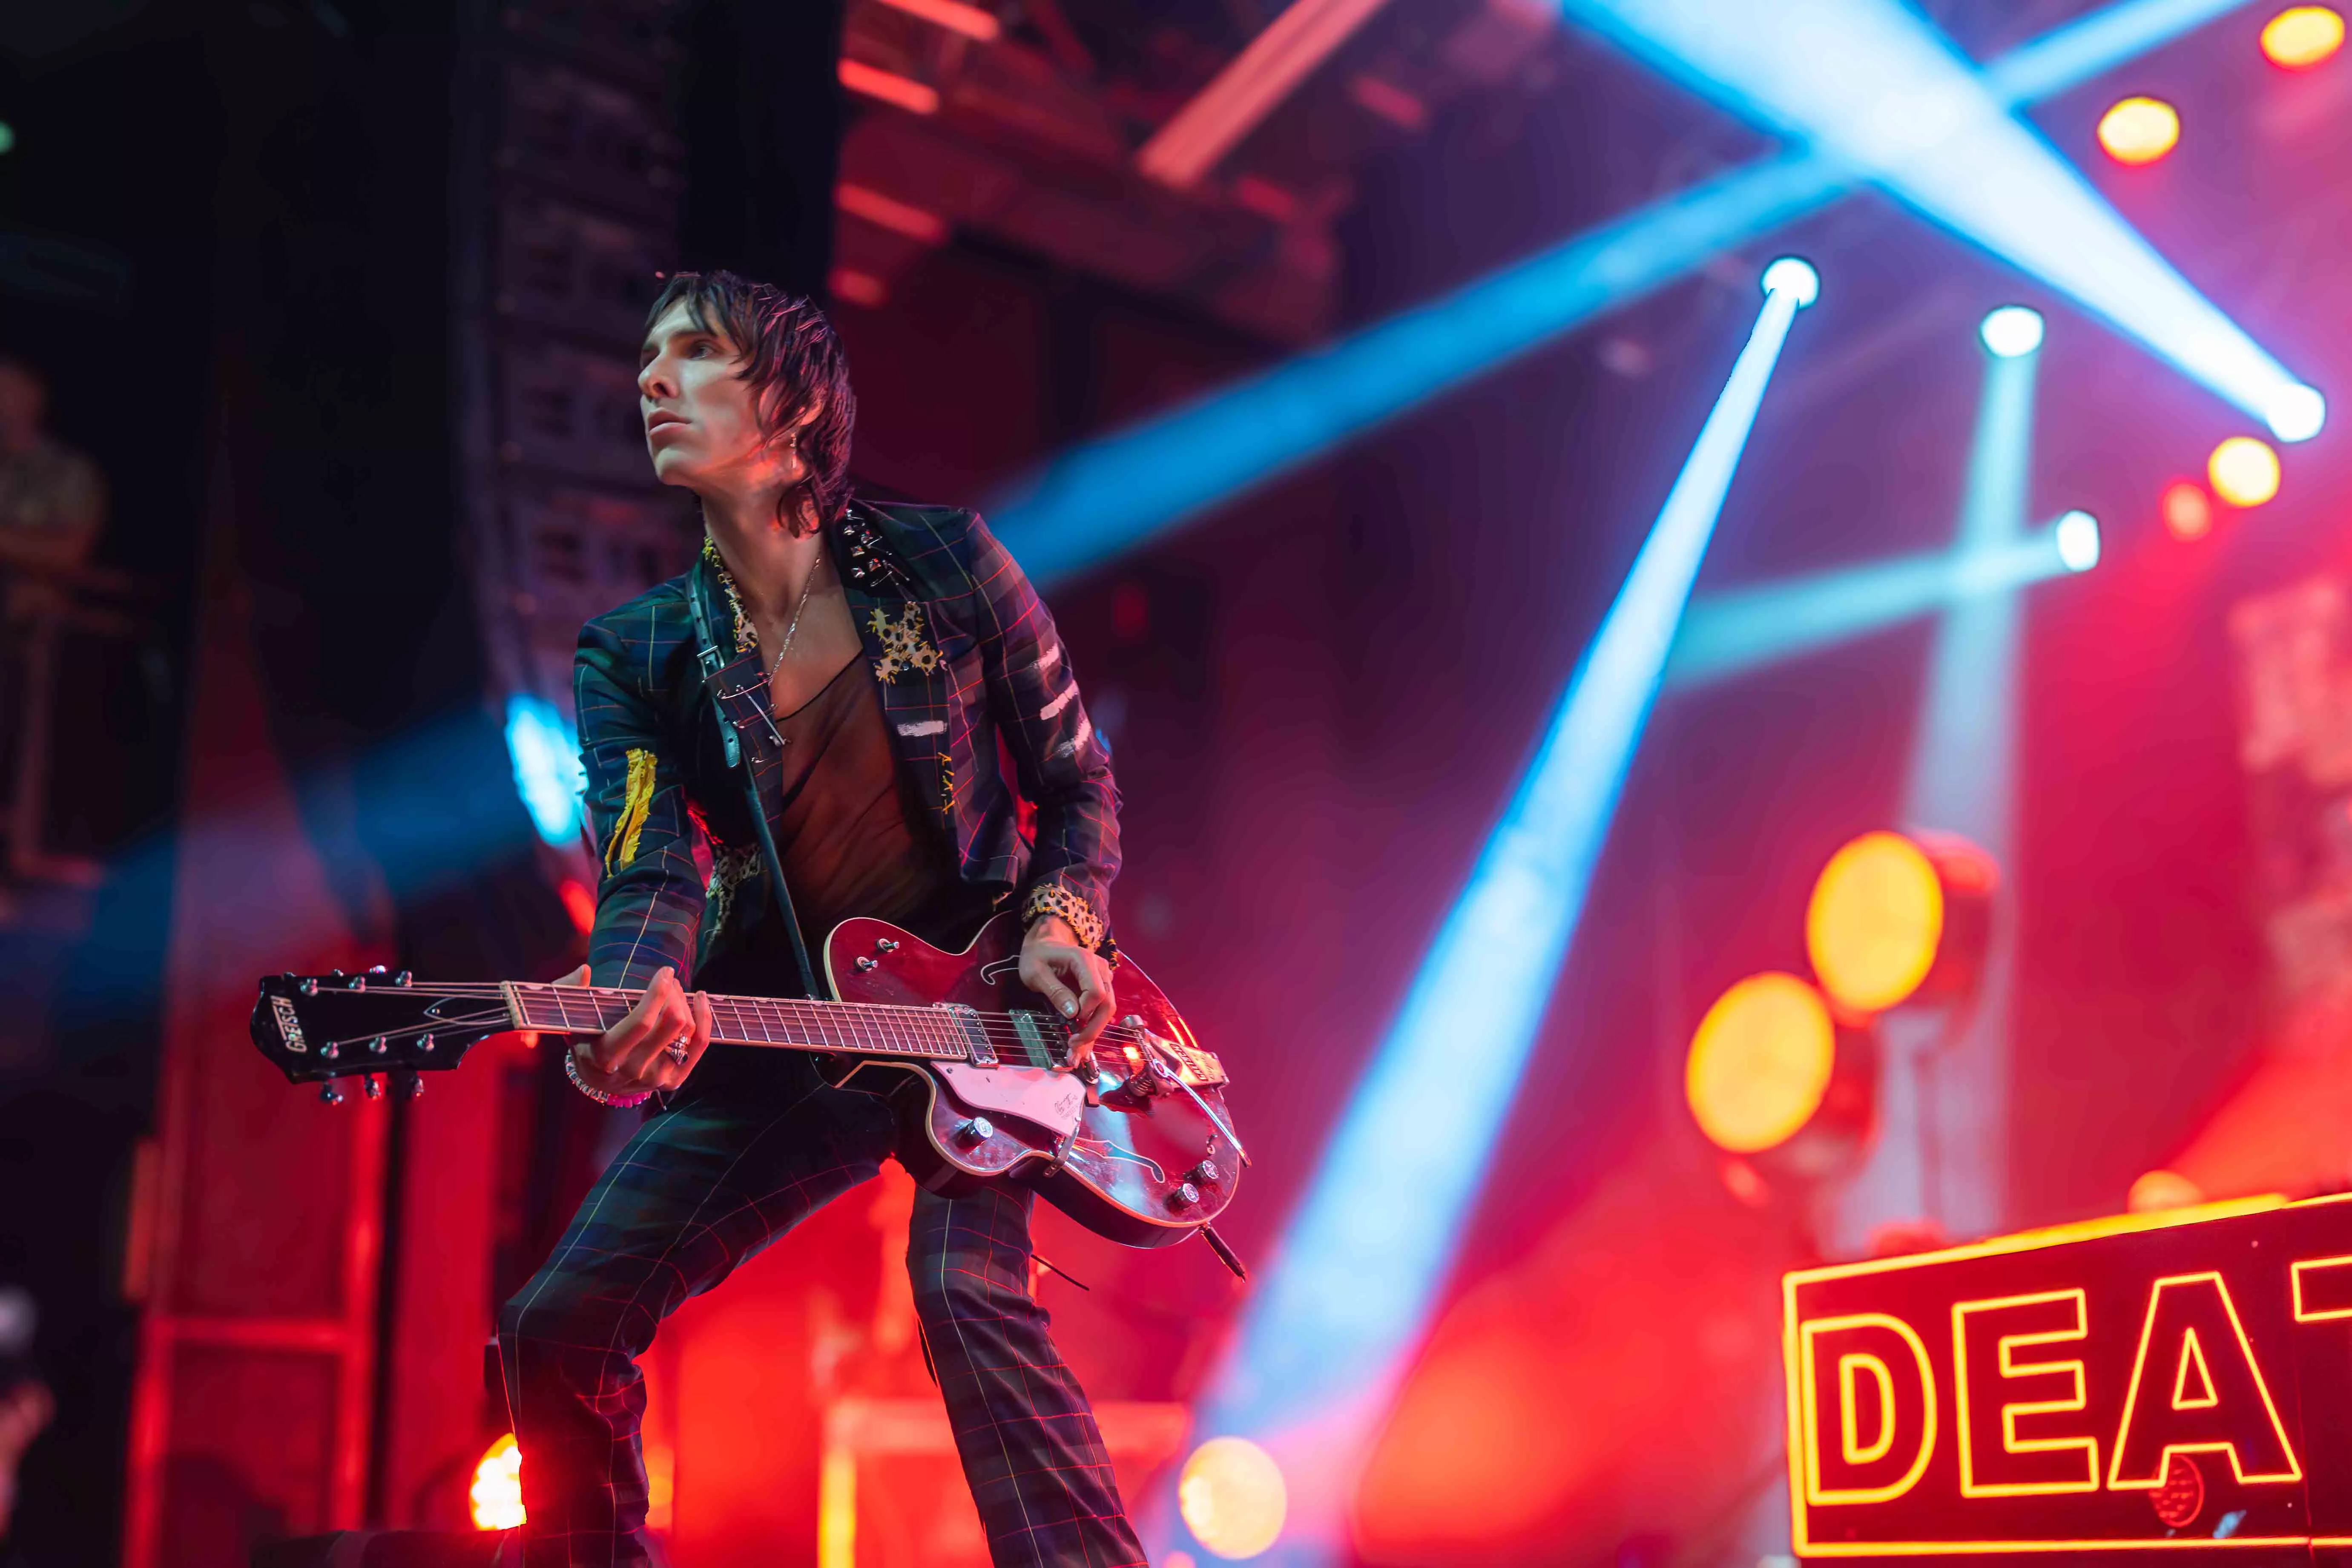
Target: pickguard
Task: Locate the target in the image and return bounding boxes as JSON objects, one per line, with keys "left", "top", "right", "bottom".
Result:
{"left": 935, "top": 1062, "right": 1086, "bottom": 1137}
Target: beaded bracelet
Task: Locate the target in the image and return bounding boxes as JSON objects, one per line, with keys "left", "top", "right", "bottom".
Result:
{"left": 565, "top": 1046, "right": 653, "bottom": 1109}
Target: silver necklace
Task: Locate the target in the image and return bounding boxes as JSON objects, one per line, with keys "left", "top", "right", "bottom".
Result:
{"left": 766, "top": 547, "right": 825, "bottom": 706}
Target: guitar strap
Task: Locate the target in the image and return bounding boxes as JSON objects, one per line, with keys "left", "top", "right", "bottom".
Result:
{"left": 686, "top": 551, "right": 825, "bottom": 1001}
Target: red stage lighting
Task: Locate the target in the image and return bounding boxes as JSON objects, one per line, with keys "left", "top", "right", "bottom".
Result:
{"left": 471, "top": 1433, "right": 524, "bottom": 1531}
{"left": 2263, "top": 6, "right": 2345, "bottom": 68}
{"left": 557, "top": 878, "right": 595, "bottom": 934}
{"left": 2162, "top": 480, "right": 2214, "bottom": 540}
{"left": 2097, "top": 96, "right": 2181, "bottom": 164}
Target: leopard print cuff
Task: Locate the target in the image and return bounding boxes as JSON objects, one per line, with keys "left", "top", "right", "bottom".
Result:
{"left": 1022, "top": 884, "right": 1105, "bottom": 951}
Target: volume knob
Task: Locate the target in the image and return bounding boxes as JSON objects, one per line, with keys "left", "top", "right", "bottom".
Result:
{"left": 1186, "top": 1161, "right": 1222, "bottom": 1187}
{"left": 954, "top": 1117, "right": 995, "bottom": 1146}
{"left": 1167, "top": 1182, "right": 1201, "bottom": 1211}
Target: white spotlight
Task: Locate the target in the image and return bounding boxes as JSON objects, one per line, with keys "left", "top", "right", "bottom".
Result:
{"left": 1980, "top": 305, "right": 2045, "bottom": 359}
{"left": 2055, "top": 509, "right": 2100, "bottom": 572}
{"left": 1760, "top": 256, "right": 1820, "bottom": 309}
{"left": 2267, "top": 384, "right": 2326, "bottom": 444}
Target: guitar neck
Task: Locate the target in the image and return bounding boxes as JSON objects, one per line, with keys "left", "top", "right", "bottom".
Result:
{"left": 503, "top": 983, "right": 990, "bottom": 1063}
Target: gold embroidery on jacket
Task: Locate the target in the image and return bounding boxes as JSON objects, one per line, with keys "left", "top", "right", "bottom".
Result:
{"left": 868, "top": 603, "right": 941, "bottom": 684}
{"left": 701, "top": 538, "right": 758, "bottom": 653}
{"left": 608, "top": 748, "right": 658, "bottom": 871}
{"left": 705, "top": 841, "right": 762, "bottom": 933}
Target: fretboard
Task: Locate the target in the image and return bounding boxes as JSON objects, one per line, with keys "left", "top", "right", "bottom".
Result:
{"left": 502, "top": 982, "right": 1050, "bottom": 1066}
{"left": 497, "top": 981, "right": 1228, "bottom": 1086}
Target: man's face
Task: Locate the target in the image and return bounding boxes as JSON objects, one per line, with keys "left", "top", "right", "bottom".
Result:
{"left": 637, "top": 301, "right": 780, "bottom": 492}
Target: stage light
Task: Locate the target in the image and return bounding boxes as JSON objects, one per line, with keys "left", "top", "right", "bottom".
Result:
{"left": 2162, "top": 480, "right": 2214, "bottom": 539}
{"left": 1808, "top": 833, "right": 1946, "bottom": 1014}
{"left": 2210, "top": 435, "right": 2283, "bottom": 506}
{"left": 1178, "top": 1438, "right": 1287, "bottom": 1559}
{"left": 1761, "top": 255, "right": 1821, "bottom": 307}
{"left": 2055, "top": 509, "right": 2102, "bottom": 571}
{"left": 503, "top": 693, "right": 586, "bottom": 847}
{"left": 0, "top": 123, "right": 14, "bottom": 156}
{"left": 2129, "top": 1169, "right": 2207, "bottom": 1211}
{"left": 837, "top": 58, "right": 940, "bottom": 115}
{"left": 1686, "top": 972, "right": 1837, "bottom": 1153}
{"left": 1175, "top": 278, "right": 1811, "bottom": 1566}
{"left": 1553, "top": 0, "right": 2314, "bottom": 431}
{"left": 1666, "top": 512, "right": 2106, "bottom": 691}
{"left": 1835, "top": 330, "right": 2036, "bottom": 1249}
{"left": 471, "top": 1433, "right": 524, "bottom": 1531}
{"left": 2097, "top": 95, "right": 2182, "bottom": 163}
{"left": 1981, "top": 305, "right": 2046, "bottom": 358}
{"left": 1805, "top": 829, "right": 1996, "bottom": 1013}
{"left": 993, "top": 0, "right": 2279, "bottom": 585}
{"left": 2267, "top": 383, "right": 2326, "bottom": 442}
{"left": 2262, "top": 5, "right": 2345, "bottom": 66}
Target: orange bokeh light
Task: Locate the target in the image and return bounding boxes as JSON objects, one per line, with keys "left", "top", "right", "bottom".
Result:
{"left": 2263, "top": 6, "right": 2345, "bottom": 68}
{"left": 2128, "top": 1169, "right": 2207, "bottom": 1212}
{"left": 2210, "top": 436, "right": 2283, "bottom": 507}
{"left": 1806, "top": 830, "right": 1944, "bottom": 1015}
{"left": 2097, "top": 96, "right": 2181, "bottom": 164}
{"left": 1685, "top": 972, "right": 1837, "bottom": 1154}
{"left": 2162, "top": 480, "right": 2213, "bottom": 540}
{"left": 471, "top": 1433, "right": 524, "bottom": 1531}
{"left": 1178, "top": 1437, "right": 1287, "bottom": 1559}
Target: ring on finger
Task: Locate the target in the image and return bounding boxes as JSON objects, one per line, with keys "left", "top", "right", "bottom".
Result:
{"left": 665, "top": 1035, "right": 690, "bottom": 1064}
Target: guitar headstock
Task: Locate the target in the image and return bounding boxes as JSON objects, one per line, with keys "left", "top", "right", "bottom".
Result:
{"left": 250, "top": 971, "right": 517, "bottom": 1100}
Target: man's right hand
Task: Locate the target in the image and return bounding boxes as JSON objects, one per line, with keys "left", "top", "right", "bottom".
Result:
{"left": 557, "top": 963, "right": 712, "bottom": 1097}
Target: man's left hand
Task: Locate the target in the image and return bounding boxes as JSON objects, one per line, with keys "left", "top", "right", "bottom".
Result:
{"left": 1018, "top": 914, "right": 1114, "bottom": 1064}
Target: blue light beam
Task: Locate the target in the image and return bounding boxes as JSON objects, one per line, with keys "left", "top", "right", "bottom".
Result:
{"left": 1558, "top": 0, "right": 2322, "bottom": 442}
{"left": 993, "top": 0, "right": 2265, "bottom": 586}
{"left": 1663, "top": 515, "right": 2091, "bottom": 692}
{"left": 1834, "top": 332, "right": 2042, "bottom": 1251}
{"left": 1173, "top": 270, "right": 1815, "bottom": 1566}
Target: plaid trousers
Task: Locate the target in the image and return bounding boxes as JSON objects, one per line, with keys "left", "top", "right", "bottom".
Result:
{"left": 498, "top": 1055, "right": 1147, "bottom": 1568}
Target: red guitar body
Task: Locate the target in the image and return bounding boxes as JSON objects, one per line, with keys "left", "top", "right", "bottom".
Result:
{"left": 821, "top": 913, "right": 1237, "bottom": 1247}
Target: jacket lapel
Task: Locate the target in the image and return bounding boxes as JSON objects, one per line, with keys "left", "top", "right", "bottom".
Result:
{"left": 829, "top": 520, "right": 959, "bottom": 824}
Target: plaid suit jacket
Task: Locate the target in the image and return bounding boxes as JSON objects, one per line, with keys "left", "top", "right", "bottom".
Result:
{"left": 574, "top": 500, "right": 1120, "bottom": 992}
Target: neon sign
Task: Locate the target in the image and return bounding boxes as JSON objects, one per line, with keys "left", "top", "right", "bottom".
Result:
{"left": 1783, "top": 1193, "right": 2352, "bottom": 1557}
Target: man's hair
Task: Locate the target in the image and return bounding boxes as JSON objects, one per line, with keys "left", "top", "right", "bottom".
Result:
{"left": 644, "top": 270, "right": 855, "bottom": 533}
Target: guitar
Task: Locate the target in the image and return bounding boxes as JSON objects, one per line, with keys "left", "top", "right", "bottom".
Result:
{"left": 250, "top": 912, "right": 1245, "bottom": 1254}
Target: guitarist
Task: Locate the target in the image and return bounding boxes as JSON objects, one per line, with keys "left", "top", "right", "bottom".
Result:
{"left": 498, "top": 270, "right": 1142, "bottom": 1567}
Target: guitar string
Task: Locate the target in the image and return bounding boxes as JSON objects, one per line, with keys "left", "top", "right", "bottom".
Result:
{"left": 322, "top": 982, "right": 1184, "bottom": 1054}
{"left": 319, "top": 1014, "right": 1175, "bottom": 1064}
{"left": 304, "top": 989, "right": 1203, "bottom": 1070}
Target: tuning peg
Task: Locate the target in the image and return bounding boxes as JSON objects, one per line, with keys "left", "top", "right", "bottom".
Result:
{"left": 393, "top": 970, "right": 412, "bottom": 988}
{"left": 367, "top": 964, "right": 387, "bottom": 975}
{"left": 368, "top": 1036, "right": 388, "bottom": 1056}
{"left": 298, "top": 978, "right": 318, "bottom": 996}
{"left": 363, "top": 1075, "right": 382, "bottom": 1100}
{"left": 319, "top": 1084, "right": 345, "bottom": 1105}
{"left": 330, "top": 968, "right": 345, "bottom": 979}
{"left": 394, "top": 1070, "right": 423, "bottom": 1100}
{"left": 417, "top": 1034, "right": 434, "bottom": 1054}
